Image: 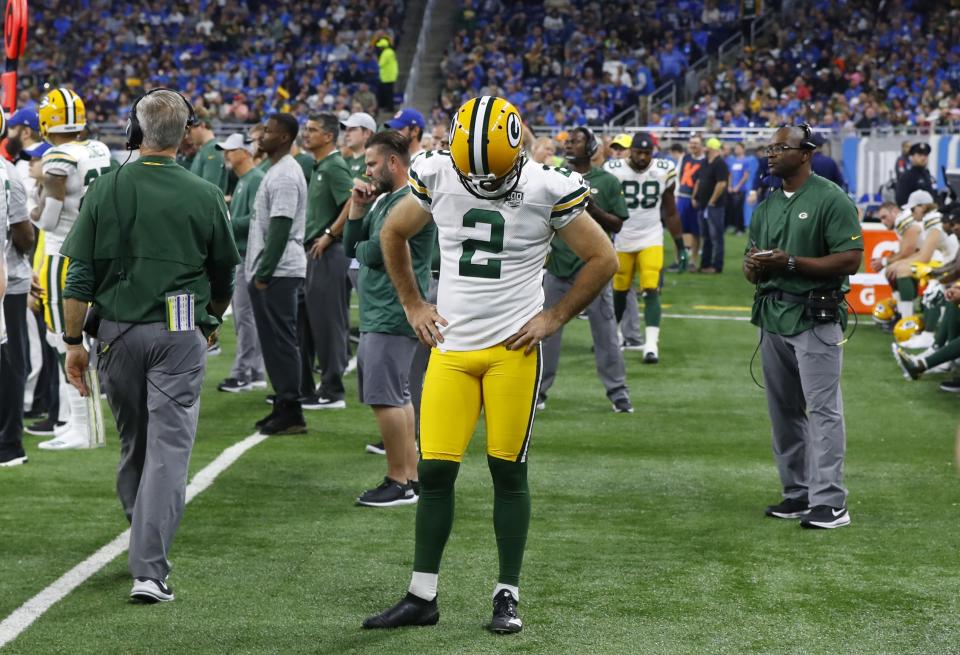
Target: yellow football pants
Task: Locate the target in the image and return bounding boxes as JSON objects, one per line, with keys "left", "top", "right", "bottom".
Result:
{"left": 419, "top": 344, "right": 541, "bottom": 463}
{"left": 39, "top": 254, "right": 69, "bottom": 334}
{"left": 613, "top": 246, "right": 663, "bottom": 291}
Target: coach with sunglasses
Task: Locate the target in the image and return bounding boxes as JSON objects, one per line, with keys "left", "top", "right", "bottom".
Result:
{"left": 743, "top": 125, "right": 862, "bottom": 531}
{"left": 58, "top": 89, "right": 240, "bottom": 603}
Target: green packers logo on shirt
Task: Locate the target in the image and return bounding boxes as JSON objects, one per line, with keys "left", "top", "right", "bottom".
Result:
{"left": 316, "top": 173, "right": 323, "bottom": 182}
{"left": 798, "top": 212, "right": 809, "bottom": 220}
{"left": 590, "top": 187, "right": 599, "bottom": 194}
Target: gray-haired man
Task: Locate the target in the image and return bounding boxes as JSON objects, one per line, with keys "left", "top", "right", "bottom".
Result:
{"left": 61, "top": 89, "right": 240, "bottom": 601}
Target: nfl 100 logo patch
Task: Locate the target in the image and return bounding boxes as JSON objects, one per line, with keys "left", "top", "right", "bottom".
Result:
{"left": 506, "top": 190, "right": 524, "bottom": 208}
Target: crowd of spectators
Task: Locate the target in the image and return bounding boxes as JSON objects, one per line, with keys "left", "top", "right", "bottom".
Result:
{"left": 20, "top": 0, "right": 405, "bottom": 129}
{"left": 653, "top": 0, "right": 960, "bottom": 131}
{"left": 434, "top": 0, "right": 742, "bottom": 129}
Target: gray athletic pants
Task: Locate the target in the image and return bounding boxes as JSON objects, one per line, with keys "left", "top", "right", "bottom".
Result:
{"left": 304, "top": 242, "right": 351, "bottom": 400}
{"left": 760, "top": 325, "right": 847, "bottom": 508}
{"left": 621, "top": 287, "right": 642, "bottom": 343}
{"left": 249, "top": 277, "right": 302, "bottom": 404}
{"left": 539, "top": 272, "right": 629, "bottom": 405}
{"left": 228, "top": 265, "right": 264, "bottom": 382}
{"left": 97, "top": 321, "right": 206, "bottom": 581}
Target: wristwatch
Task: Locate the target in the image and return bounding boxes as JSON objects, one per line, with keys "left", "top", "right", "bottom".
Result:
{"left": 324, "top": 227, "right": 338, "bottom": 240}
{"left": 786, "top": 255, "right": 798, "bottom": 273}
{"left": 62, "top": 333, "right": 83, "bottom": 346}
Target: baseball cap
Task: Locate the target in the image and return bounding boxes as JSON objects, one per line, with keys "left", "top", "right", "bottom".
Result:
{"left": 385, "top": 108, "right": 425, "bottom": 130}
{"left": 340, "top": 112, "right": 377, "bottom": 132}
{"left": 23, "top": 141, "right": 50, "bottom": 158}
{"left": 8, "top": 109, "right": 38, "bottom": 131}
{"left": 909, "top": 142, "right": 932, "bottom": 156}
{"left": 904, "top": 189, "right": 934, "bottom": 209}
{"left": 610, "top": 133, "right": 632, "bottom": 149}
{"left": 705, "top": 137, "right": 723, "bottom": 151}
{"left": 631, "top": 132, "right": 655, "bottom": 150}
{"left": 215, "top": 133, "right": 255, "bottom": 154}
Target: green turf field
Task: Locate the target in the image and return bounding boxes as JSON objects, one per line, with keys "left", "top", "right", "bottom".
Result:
{"left": 1, "top": 235, "right": 957, "bottom": 654}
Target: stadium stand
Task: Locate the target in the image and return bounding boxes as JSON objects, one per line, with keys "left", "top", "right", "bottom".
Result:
{"left": 22, "top": 0, "right": 406, "bottom": 129}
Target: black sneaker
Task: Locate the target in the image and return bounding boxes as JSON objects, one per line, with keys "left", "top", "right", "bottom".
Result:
{"left": 265, "top": 394, "right": 276, "bottom": 405}
{"left": 892, "top": 344, "right": 925, "bottom": 380}
{"left": 0, "top": 451, "right": 28, "bottom": 467}
{"left": 621, "top": 339, "right": 644, "bottom": 352}
{"left": 489, "top": 589, "right": 522, "bottom": 634}
{"left": 24, "top": 418, "right": 67, "bottom": 436}
{"left": 800, "top": 505, "right": 851, "bottom": 529}
{"left": 940, "top": 378, "right": 960, "bottom": 393}
{"left": 357, "top": 477, "right": 418, "bottom": 507}
{"left": 362, "top": 592, "right": 439, "bottom": 629}
{"left": 764, "top": 497, "right": 810, "bottom": 519}
{"left": 258, "top": 403, "right": 307, "bottom": 435}
{"left": 665, "top": 262, "right": 681, "bottom": 273}
{"left": 365, "top": 441, "right": 386, "bottom": 455}
{"left": 302, "top": 394, "right": 346, "bottom": 410}
{"left": 217, "top": 377, "right": 252, "bottom": 393}
{"left": 130, "top": 577, "right": 174, "bottom": 603}
{"left": 255, "top": 409, "right": 276, "bottom": 430}
{"left": 612, "top": 398, "right": 634, "bottom": 413}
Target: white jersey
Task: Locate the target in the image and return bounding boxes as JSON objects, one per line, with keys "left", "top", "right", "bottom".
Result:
{"left": 920, "top": 210, "right": 958, "bottom": 262}
{"left": 603, "top": 157, "right": 676, "bottom": 252}
{"left": 41, "top": 139, "right": 112, "bottom": 255}
{"left": 409, "top": 153, "right": 590, "bottom": 350}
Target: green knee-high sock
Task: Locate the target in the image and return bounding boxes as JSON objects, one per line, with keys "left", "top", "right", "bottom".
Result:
{"left": 934, "top": 304, "right": 951, "bottom": 347}
{"left": 945, "top": 303, "right": 960, "bottom": 343}
{"left": 922, "top": 337, "right": 960, "bottom": 370}
{"left": 613, "top": 290, "right": 628, "bottom": 325}
{"left": 413, "top": 459, "right": 460, "bottom": 574}
{"left": 642, "top": 290, "right": 661, "bottom": 328}
{"left": 923, "top": 304, "right": 941, "bottom": 335}
{"left": 487, "top": 455, "right": 530, "bottom": 587}
{"left": 897, "top": 277, "right": 917, "bottom": 301}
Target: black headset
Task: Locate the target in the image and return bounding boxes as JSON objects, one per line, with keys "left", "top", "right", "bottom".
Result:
{"left": 574, "top": 126, "right": 599, "bottom": 158}
{"left": 125, "top": 87, "right": 197, "bottom": 150}
{"left": 797, "top": 123, "right": 817, "bottom": 150}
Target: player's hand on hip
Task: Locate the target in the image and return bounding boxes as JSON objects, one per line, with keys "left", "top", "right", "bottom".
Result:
{"left": 309, "top": 234, "right": 332, "bottom": 259}
{"left": 404, "top": 300, "right": 448, "bottom": 347}
{"left": 504, "top": 310, "right": 562, "bottom": 355}
{"left": 65, "top": 346, "right": 89, "bottom": 397}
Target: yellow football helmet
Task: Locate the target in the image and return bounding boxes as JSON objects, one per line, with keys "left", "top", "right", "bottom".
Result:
{"left": 449, "top": 96, "right": 524, "bottom": 199}
{"left": 893, "top": 315, "right": 924, "bottom": 343}
{"left": 38, "top": 87, "right": 86, "bottom": 139}
{"left": 872, "top": 298, "right": 898, "bottom": 323}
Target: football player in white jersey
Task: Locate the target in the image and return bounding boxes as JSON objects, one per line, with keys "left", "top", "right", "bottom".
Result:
{"left": 363, "top": 97, "right": 617, "bottom": 633}
{"left": 31, "top": 88, "right": 112, "bottom": 450}
{"left": 604, "top": 132, "right": 684, "bottom": 363}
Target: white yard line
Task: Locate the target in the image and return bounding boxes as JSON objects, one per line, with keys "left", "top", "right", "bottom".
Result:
{"left": 0, "top": 432, "right": 268, "bottom": 649}
{"left": 663, "top": 313, "right": 751, "bottom": 321}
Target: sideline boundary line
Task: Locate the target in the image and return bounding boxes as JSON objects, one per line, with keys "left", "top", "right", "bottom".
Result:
{"left": 0, "top": 432, "right": 268, "bottom": 649}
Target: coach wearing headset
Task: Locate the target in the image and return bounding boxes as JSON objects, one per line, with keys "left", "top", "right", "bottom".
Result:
{"left": 744, "top": 125, "right": 861, "bottom": 531}
{"left": 59, "top": 89, "right": 240, "bottom": 603}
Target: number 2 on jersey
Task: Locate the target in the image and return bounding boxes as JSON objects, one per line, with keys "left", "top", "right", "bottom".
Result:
{"left": 621, "top": 180, "right": 660, "bottom": 210}
{"left": 459, "top": 208, "right": 504, "bottom": 279}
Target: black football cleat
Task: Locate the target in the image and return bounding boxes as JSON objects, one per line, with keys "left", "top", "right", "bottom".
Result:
{"left": 362, "top": 592, "right": 439, "bottom": 629}
{"left": 489, "top": 589, "right": 523, "bottom": 634}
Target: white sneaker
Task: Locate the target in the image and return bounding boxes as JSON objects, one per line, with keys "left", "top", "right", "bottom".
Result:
{"left": 900, "top": 331, "right": 935, "bottom": 350}
{"left": 130, "top": 577, "right": 174, "bottom": 603}
{"left": 345, "top": 356, "right": 358, "bottom": 375}
{"left": 249, "top": 377, "right": 268, "bottom": 390}
{"left": 38, "top": 428, "right": 90, "bottom": 450}
{"left": 535, "top": 401, "right": 546, "bottom": 411}
{"left": 642, "top": 343, "right": 659, "bottom": 364}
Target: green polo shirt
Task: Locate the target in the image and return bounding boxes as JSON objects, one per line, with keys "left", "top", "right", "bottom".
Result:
{"left": 747, "top": 174, "right": 862, "bottom": 336}
{"left": 295, "top": 152, "right": 314, "bottom": 183}
{"left": 230, "top": 167, "right": 265, "bottom": 258}
{"left": 547, "top": 166, "right": 628, "bottom": 279}
{"left": 343, "top": 186, "right": 435, "bottom": 336}
{"left": 60, "top": 156, "right": 241, "bottom": 334}
{"left": 190, "top": 138, "right": 229, "bottom": 192}
{"left": 343, "top": 152, "right": 365, "bottom": 179}
{"left": 305, "top": 150, "right": 353, "bottom": 242}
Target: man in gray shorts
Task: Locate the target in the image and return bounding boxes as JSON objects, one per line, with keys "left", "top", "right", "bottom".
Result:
{"left": 344, "top": 130, "right": 435, "bottom": 507}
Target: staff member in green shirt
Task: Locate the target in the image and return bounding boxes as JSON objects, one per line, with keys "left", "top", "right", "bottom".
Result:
{"left": 189, "top": 114, "right": 228, "bottom": 193}
{"left": 344, "top": 130, "right": 435, "bottom": 507}
{"left": 215, "top": 133, "right": 267, "bottom": 393}
{"left": 60, "top": 89, "right": 241, "bottom": 602}
{"left": 744, "top": 124, "right": 862, "bottom": 530}
{"left": 299, "top": 113, "right": 354, "bottom": 408}
{"left": 538, "top": 127, "right": 633, "bottom": 412}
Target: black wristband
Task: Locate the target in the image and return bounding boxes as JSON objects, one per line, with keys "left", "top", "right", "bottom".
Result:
{"left": 62, "top": 333, "right": 83, "bottom": 346}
